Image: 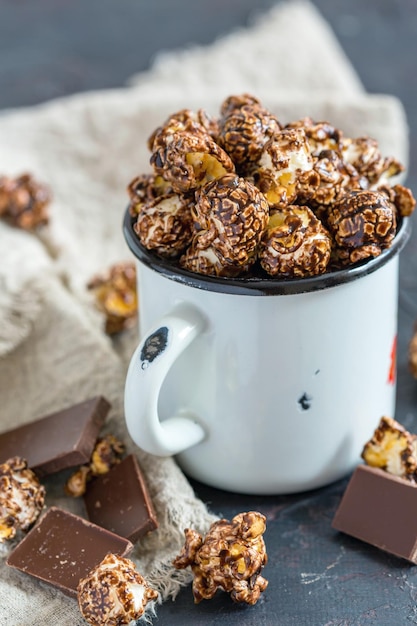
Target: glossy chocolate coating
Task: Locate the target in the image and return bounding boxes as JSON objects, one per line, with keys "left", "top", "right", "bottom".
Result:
{"left": 84, "top": 454, "right": 158, "bottom": 543}
{"left": 6, "top": 507, "right": 133, "bottom": 597}
{"left": 0, "top": 396, "right": 110, "bottom": 476}
{"left": 332, "top": 464, "right": 417, "bottom": 563}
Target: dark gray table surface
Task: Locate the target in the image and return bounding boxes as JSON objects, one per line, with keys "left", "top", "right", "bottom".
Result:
{"left": 1, "top": 1, "right": 417, "bottom": 624}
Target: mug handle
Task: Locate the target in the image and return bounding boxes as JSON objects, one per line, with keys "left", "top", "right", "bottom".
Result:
{"left": 124, "top": 303, "right": 206, "bottom": 456}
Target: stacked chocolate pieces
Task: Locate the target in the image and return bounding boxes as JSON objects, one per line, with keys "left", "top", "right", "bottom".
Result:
{"left": 0, "top": 397, "right": 158, "bottom": 596}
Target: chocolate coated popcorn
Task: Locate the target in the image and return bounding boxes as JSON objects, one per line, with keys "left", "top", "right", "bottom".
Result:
{"left": 259, "top": 206, "right": 332, "bottom": 277}
{"left": 150, "top": 127, "right": 235, "bottom": 195}
{"left": 326, "top": 189, "right": 397, "bottom": 264}
{"left": 88, "top": 262, "right": 137, "bottom": 335}
{"left": 0, "top": 173, "right": 50, "bottom": 230}
{"left": 362, "top": 417, "right": 417, "bottom": 480}
{"left": 65, "top": 434, "right": 125, "bottom": 497}
{"left": 0, "top": 457, "right": 45, "bottom": 542}
{"left": 127, "top": 93, "right": 415, "bottom": 279}
{"left": 173, "top": 511, "right": 268, "bottom": 605}
{"left": 191, "top": 173, "right": 269, "bottom": 268}
{"left": 77, "top": 553, "right": 158, "bottom": 626}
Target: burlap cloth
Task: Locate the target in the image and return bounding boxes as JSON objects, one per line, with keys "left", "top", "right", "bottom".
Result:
{"left": 0, "top": 1, "right": 409, "bottom": 623}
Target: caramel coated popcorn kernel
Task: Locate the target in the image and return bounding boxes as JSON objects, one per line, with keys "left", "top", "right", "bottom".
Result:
{"left": 0, "top": 457, "right": 45, "bottom": 541}
{"left": 173, "top": 511, "right": 268, "bottom": 605}
{"left": 259, "top": 206, "right": 332, "bottom": 277}
{"left": 362, "top": 417, "right": 417, "bottom": 479}
{"left": 88, "top": 262, "right": 137, "bottom": 335}
{"left": 78, "top": 553, "right": 158, "bottom": 626}
{"left": 0, "top": 173, "right": 50, "bottom": 230}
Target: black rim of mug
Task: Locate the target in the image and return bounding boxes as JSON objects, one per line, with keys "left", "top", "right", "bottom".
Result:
{"left": 123, "top": 208, "right": 412, "bottom": 296}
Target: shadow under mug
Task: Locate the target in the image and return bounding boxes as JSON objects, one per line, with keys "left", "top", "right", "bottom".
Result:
{"left": 123, "top": 209, "right": 411, "bottom": 495}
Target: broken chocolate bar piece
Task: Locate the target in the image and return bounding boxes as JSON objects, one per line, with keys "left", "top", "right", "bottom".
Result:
{"left": 332, "top": 464, "right": 417, "bottom": 563}
{"left": 7, "top": 507, "right": 133, "bottom": 597}
{"left": 0, "top": 397, "right": 110, "bottom": 476}
{"left": 84, "top": 454, "right": 158, "bottom": 543}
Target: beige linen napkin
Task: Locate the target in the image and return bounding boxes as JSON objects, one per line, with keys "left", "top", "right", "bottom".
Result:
{"left": 0, "top": 1, "right": 410, "bottom": 624}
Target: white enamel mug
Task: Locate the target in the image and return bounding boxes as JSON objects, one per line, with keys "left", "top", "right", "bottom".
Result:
{"left": 123, "top": 210, "right": 410, "bottom": 495}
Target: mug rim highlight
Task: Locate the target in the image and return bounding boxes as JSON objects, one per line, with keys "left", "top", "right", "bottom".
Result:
{"left": 123, "top": 208, "right": 411, "bottom": 296}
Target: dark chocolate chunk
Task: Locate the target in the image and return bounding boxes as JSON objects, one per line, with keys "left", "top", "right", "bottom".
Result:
{"left": 0, "top": 396, "right": 110, "bottom": 476}
{"left": 332, "top": 464, "right": 417, "bottom": 563}
{"left": 84, "top": 454, "right": 158, "bottom": 543}
{"left": 6, "top": 506, "right": 133, "bottom": 597}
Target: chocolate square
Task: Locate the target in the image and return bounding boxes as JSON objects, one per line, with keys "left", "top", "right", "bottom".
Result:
{"left": 332, "top": 464, "right": 417, "bottom": 563}
{"left": 0, "top": 396, "right": 110, "bottom": 476}
{"left": 7, "top": 507, "right": 133, "bottom": 597}
{"left": 84, "top": 454, "right": 158, "bottom": 543}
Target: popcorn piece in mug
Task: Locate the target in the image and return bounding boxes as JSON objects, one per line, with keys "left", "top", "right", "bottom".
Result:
{"left": 253, "top": 127, "right": 314, "bottom": 209}
{"left": 133, "top": 192, "right": 195, "bottom": 258}
{"left": 150, "top": 127, "right": 235, "bottom": 195}
{"left": 218, "top": 96, "right": 281, "bottom": 170}
{"left": 192, "top": 173, "right": 269, "bottom": 269}
{"left": 148, "top": 107, "right": 219, "bottom": 151}
{"left": 77, "top": 553, "right": 158, "bottom": 626}
{"left": 127, "top": 173, "right": 173, "bottom": 216}
{"left": 259, "top": 205, "right": 332, "bottom": 277}
{"left": 173, "top": 511, "right": 268, "bottom": 605}
{"left": 341, "top": 136, "right": 404, "bottom": 186}
{"left": 286, "top": 118, "right": 343, "bottom": 156}
{"left": 0, "top": 456, "right": 45, "bottom": 542}
{"left": 326, "top": 189, "right": 397, "bottom": 265}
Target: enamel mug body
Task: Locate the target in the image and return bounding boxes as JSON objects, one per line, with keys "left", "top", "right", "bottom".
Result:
{"left": 123, "top": 210, "right": 410, "bottom": 495}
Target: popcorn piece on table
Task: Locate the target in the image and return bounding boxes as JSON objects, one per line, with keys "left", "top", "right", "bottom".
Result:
{"left": 258, "top": 205, "right": 332, "bottom": 277}
{"left": 361, "top": 416, "right": 417, "bottom": 479}
{"left": 65, "top": 434, "right": 125, "bottom": 498}
{"left": 0, "top": 172, "right": 51, "bottom": 229}
{"left": 88, "top": 262, "right": 137, "bottom": 335}
{"left": 78, "top": 553, "right": 158, "bottom": 626}
{"left": 173, "top": 511, "right": 268, "bottom": 605}
{"left": 0, "top": 456, "right": 45, "bottom": 542}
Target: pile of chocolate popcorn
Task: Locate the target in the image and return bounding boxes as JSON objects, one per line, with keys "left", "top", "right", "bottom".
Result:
{"left": 127, "top": 93, "right": 415, "bottom": 279}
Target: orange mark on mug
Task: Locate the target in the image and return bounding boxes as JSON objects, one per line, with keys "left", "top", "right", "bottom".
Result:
{"left": 388, "top": 335, "right": 397, "bottom": 385}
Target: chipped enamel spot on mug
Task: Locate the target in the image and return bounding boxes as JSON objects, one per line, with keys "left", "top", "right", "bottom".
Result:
{"left": 140, "top": 327, "right": 169, "bottom": 370}
{"left": 298, "top": 392, "right": 312, "bottom": 411}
